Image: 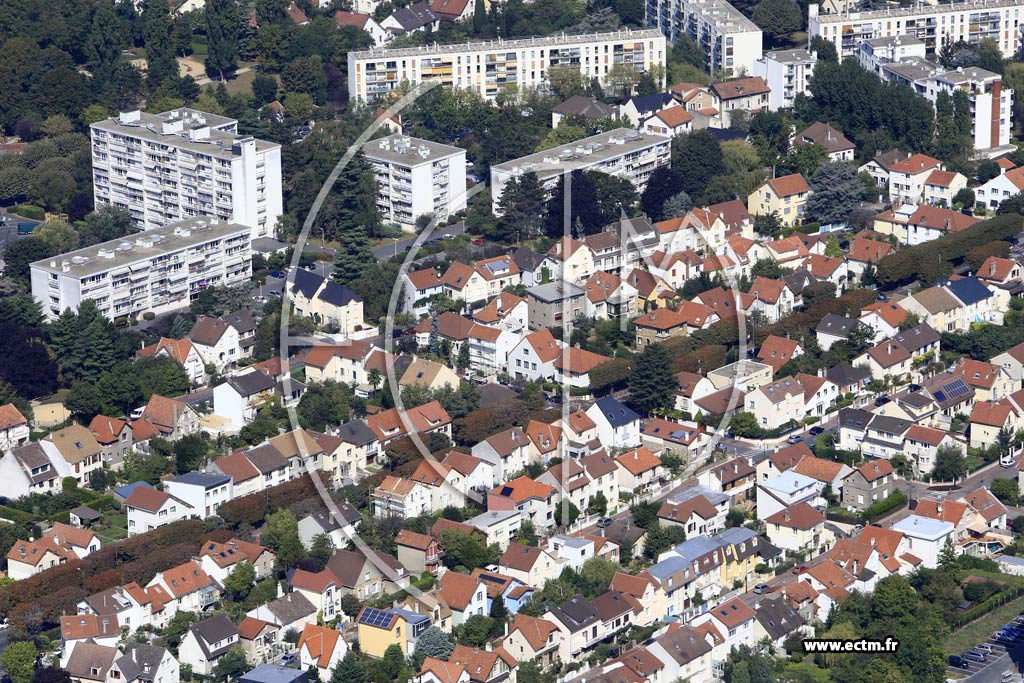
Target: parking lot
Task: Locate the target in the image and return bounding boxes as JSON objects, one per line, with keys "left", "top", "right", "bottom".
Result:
{"left": 948, "top": 617, "right": 1024, "bottom": 682}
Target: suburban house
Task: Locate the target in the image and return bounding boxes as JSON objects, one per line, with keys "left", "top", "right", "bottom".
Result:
{"left": 747, "top": 174, "right": 810, "bottom": 226}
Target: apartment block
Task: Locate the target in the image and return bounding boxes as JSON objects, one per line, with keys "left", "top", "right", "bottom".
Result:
{"left": 490, "top": 128, "right": 671, "bottom": 214}
{"left": 362, "top": 134, "right": 467, "bottom": 231}
{"left": 347, "top": 29, "right": 666, "bottom": 101}
{"left": 859, "top": 37, "right": 1013, "bottom": 156}
{"left": 90, "top": 108, "right": 283, "bottom": 239}
{"left": 30, "top": 218, "right": 252, "bottom": 321}
{"left": 644, "top": 0, "right": 762, "bottom": 77}
{"left": 809, "top": 0, "right": 1022, "bottom": 62}
{"left": 752, "top": 48, "right": 817, "bottom": 110}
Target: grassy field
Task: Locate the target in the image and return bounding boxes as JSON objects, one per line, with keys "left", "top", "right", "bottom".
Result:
{"left": 95, "top": 511, "right": 129, "bottom": 545}
{"left": 945, "top": 594, "right": 1024, "bottom": 654}
{"left": 220, "top": 67, "right": 259, "bottom": 96}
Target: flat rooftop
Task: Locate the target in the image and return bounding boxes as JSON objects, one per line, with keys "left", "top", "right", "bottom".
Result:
{"left": 491, "top": 128, "right": 669, "bottom": 181}
{"left": 813, "top": 0, "right": 1021, "bottom": 23}
{"left": 350, "top": 28, "right": 663, "bottom": 60}
{"left": 363, "top": 134, "right": 464, "bottom": 165}
{"left": 31, "top": 217, "right": 250, "bottom": 278}
{"left": 92, "top": 109, "right": 280, "bottom": 160}
{"left": 762, "top": 48, "right": 815, "bottom": 63}
{"left": 683, "top": 0, "right": 760, "bottom": 33}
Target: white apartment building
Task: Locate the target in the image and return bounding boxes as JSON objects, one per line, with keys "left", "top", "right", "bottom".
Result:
{"left": 809, "top": 0, "right": 1022, "bottom": 62}
{"left": 362, "top": 134, "right": 467, "bottom": 231}
{"left": 90, "top": 108, "right": 283, "bottom": 238}
{"left": 30, "top": 217, "right": 252, "bottom": 321}
{"left": 490, "top": 128, "right": 670, "bottom": 214}
{"left": 347, "top": 29, "right": 666, "bottom": 101}
{"left": 645, "top": 0, "right": 763, "bottom": 77}
{"left": 753, "top": 48, "right": 817, "bottom": 110}
{"left": 858, "top": 37, "right": 1013, "bottom": 155}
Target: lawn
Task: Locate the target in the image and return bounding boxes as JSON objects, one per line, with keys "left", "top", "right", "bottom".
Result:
{"left": 220, "top": 67, "right": 259, "bottom": 96}
{"left": 779, "top": 662, "right": 831, "bottom": 683}
{"left": 945, "top": 593, "right": 1024, "bottom": 654}
{"left": 95, "top": 511, "right": 129, "bottom": 545}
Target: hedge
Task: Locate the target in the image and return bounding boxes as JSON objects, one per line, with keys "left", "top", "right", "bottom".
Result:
{"left": 875, "top": 213, "right": 1024, "bottom": 287}
{"left": 0, "top": 506, "right": 37, "bottom": 524}
{"left": 218, "top": 472, "right": 332, "bottom": 529}
{"left": 862, "top": 491, "right": 908, "bottom": 523}
{"left": 12, "top": 204, "right": 44, "bottom": 221}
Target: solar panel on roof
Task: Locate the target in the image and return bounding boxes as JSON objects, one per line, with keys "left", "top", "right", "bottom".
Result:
{"left": 946, "top": 379, "right": 969, "bottom": 397}
{"left": 934, "top": 391, "right": 946, "bottom": 402}
{"left": 358, "top": 607, "right": 394, "bottom": 628}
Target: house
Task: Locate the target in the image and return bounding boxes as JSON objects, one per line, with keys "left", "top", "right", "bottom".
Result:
{"left": 583, "top": 271, "right": 638, "bottom": 320}
{"left": 745, "top": 276, "right": 797, "bottom": 323}
{"left": 710, "top": 77, "right": 771, "bottom": 126}
{"left": 551, "top": 96, "right": 617, "bottom": 127}
{"left": 400, "top": 357, "right": 460, "bottom": 392}
{"left": 744, "top": 377, "right": 805, "bottom": 431}
{"left": 747, "top": 174, "right": 810, "bottom": 226}
{"left": 853, "top": 338, "right": 913, "bottom": 381}
{"left": 0, "top": 403, "right": 29, "bottom": 452}
{"left": 6, "top": 533, "right": 82, "bottom": 581}
{"left": 420, "top": 658, "right": 471, "bottom": 683}
{"left": 335, "top": 11, "right": 390, "bottom": 46}
{"left": 465, "top": 509, "right": 522, "bottom": 550}
{"left": 691, "top": 597, "right": 757, "bottom": 656}
{"left": 213, "top": 371, "right": 279, "bottom": 429}
{"left": 472, "top": 427, "right": 533, "bottom": 485}
{"left": 978, "top": 255, "right": 1023, "bottom": 289}
{"left": 88, "top": 415, "right": 132, "bottom": 470}
{"left": 974, "top": 165, "right": 1024, "bottom": 212}
{"left": 189, "top": 311, "right": 256, "bottom": 370}
{"left": 326, "top": 548, "right": 409, "bottom": 600}
{"left": 634, "top": 301, "right": 718, "bottom": 346}
{"left": 554, "top": 348, "right": 614, "bottom": 390}
{"left": 953, "top": 358, "right": 1018, "bottom": 402}
{"left": 298, "top": 623, "right": 348, "bottom": 680}
{"left": 503, "top": 614, "right": 561, "bottom": 668}
{"left": 859, "top": 149, "right": 909, "bottom": 187}
{"left": 472, "top": 292, "right": 528, "bottom": 334}
{"left": 303, "top": 340, "right": 390, "bottom": 392}
{"left": 47, "top": 424, "right": 104, "bottom": 486}
{"left": 439, "top": 571, "right": 488, "bottom": 626}
{"left": 891, "top": 515, "right": 955, "bottom": 568}
{"left": 297, "top": 503, "right": 361, "bottom": 550}
{"left": 355, "top": 606, "right": 414, "bottom": 657}
{"left": 923, "top": 169, "right": 967, "bottom": 207}
{"left": 586, "top": 397, "right": 641, "bottom": 449}
{"left": 841, "top": 460, "right": 895, "bottom": 511}
{"left": 642, "top": 418, "right": 709, "bottom": 462}
{"left": 199, "top": 538, "right": 275, "bottom": 583}
{"left": 449, "top": 644, "right": 515, "bottom": 683}
{"left": 288, "top": 269, "right": 365, "bottom": 334}
{"left": 373, "top": 475, "right": 431, "bottom": 518}
{"left": 757, "top": 335, "right": 804, "bottom": 373}
{"left": 643, "top": 107, "right": 694, "bottom": 137}
{"left": 646, "top": 626, "right": 713, "bottom": 683}
{"left": 147, "top": 560, "right": 218, "bottom": 623}
{"left": 0, "top": 440, "right": 71, "bottom": 499}
{"left": 699, "top": 457, "right": 757, "bottom": 506}
{"left": 239, "top": 665, "right": 308, "bottom": 683}
{"left": 137, "top": 393, "right": 202, "bottom": 440}
{"left": 756, "top": 470, "right": 821, "bottom": 520}
{"left": 179, "top": 614, "right": 240, "bottom": 676}
{"left": 367, "top": 401, "right": 452, "bottom": 445}
{"left": 60, "top": 613, "right": 120, "bottom": 664}
{"left": 794, "top": 122, "right": 854, "bottom": 162}
{"left": 620, "top": 93, "right": 678, "bottom": 126}
{"left": 165, "top": 471, "right": 233, "bottom": 519}
{"left": 542, "top": 237, "right": 596, "bottom": 285}
{"left": 137, "top": 337, "right": 207, "bottom": 384}
{"left": 499, "top": 542, "right": 561, "bottom": 586}
{"left": 64, "top": 642, "right": 117, "bottom": 683}
{"left": 525, "top": 282, "right": 586, "bottom": 331}
{"left": 544, "top": 597, "right": 603, "bottom": 661}
{"left": 396, "top": 529, "right": 444, "bottom": 574}
{"left": 615, "top": 447, "right": 665, "bottom": 497}
{"left": 488, "top": 476, "right": 557, "bottom": 531}
{"left": 887, "top": 153, "right": 943, "bottom": 205}
{"left": 124, "top": 486, "right": 194, "bottom": 536}
{"left": 508, "top": 329, "right": 563, "bottom": 382}
{"left": 753, "top": 594, "right": 808, "bottom": 649}
{"left": 764, "top": 503, "right": 831, "bottom": 553}
{"left": 658, "top": 488, "right": 728, "bottom": 536}
{"left": 285, "top": 1, "right": 308, "bottom": 23}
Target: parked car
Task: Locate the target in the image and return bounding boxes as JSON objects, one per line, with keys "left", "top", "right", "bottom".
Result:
{"left": 962, "top": 651, "right": 987, "bottom": 663}
{"left": 786, "top": 434, "right": 803, "bottom": 444}
{"left": 809, "top": 426, "right": 825, "bottom": 436}
{"left": 596, "top": 517, "right": 613, "bottom": 529}
{"left": 753, "top": 583, "right": 770, "bottom": 594}
{"left": 791, "top": 564, "right": 808, "bottom": 574}
{"left": 948, "top": 655, "right": 970, "bottom": 669}
{"left": 269, "top": 270, "right": 286, "bottom": 279}
{"left": 280, "top": 653, "right": 297, "bottom": 665}
{"left": 976, "top": 644, "right": 994, "bottom": 653}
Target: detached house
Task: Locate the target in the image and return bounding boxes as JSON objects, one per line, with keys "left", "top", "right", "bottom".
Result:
{"left": 298, "top": 623, "right": 348, "bottom": 680}
{"left": 0, "top": 403, "right": 29, "bottom": 452}
{"left": 137, "top": 337, "right": 207, "bottom": 384}
{"left": 841, "top": 460, "right": 895, "bottom": 512}
{"left": 745, "top": 277, "right": 797, "bottom": 323}
{"left": 179, "top": 614, "right": 240, "bottom": 676}
{"left": 125, "top": 487, "right": 193, "bottom": 536}
{"left": 503, "top": 614, "right": 561, "bottom": 668}
{"left": 747, "top": 174, "right": 810, "bottom": 226}
{"left": 48, "top": 424, "right": 103, "bottom": 486}
{"left": 189, "top": 311, "right": 256, "bottom": 370}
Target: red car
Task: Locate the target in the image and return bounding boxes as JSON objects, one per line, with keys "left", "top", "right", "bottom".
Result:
{"left": 792, "top": 564, "right": 808, "bottom": 574}
{"left": 472, "top": 237, "right": 484, "bottom": 246}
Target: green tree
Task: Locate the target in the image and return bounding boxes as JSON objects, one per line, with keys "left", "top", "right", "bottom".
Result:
{"left": 262, "top": 508, "right": 306, "bottom": 572}
{"left": 810, "top": 35, "right": 838, "bottom": 63}
{"left": 586, "top": 490, "right": 608, "bottom": 516}
{"left": 825, "top": 235, "right": 843, "bottom": 258}
{"left": 212, "top": 646, "right": 248, "bottom": 682}
{"left": 85, "top": 0, "right": 124, "bottom": 86}
{"left": 413, "top": 626, "right": 453, "bottom": 662}
{"left": 671, "top": 129, "right": 725, "bottom": 202}
{"left": 0, "top": 640, "right": 37, "bottom": 683}
{"left": 953, "top": 187, "right": 976, "bottom": 208}
{"left": 380, "top": 644, "right": 408, "bottom": 680}
{"left": 933, "top": 444, "right": 966, "bottom": 482}
{"left": 204, "top": 0, "right": 239, "bottom": 81}
{"left": 628, "top": 343, "right": 676, "bottom": 414}
{"left": 223, "top": 560, "right": 256, "bottom": 601}
{"left": 752, "top": 0, "right": 801, "bottom": 43}
{"left": 807, "top": 161, "right": 860, "bottom": 225}
{"left": 440, "top": 530, "right": 499, "bottom": 570}
{"left": 640, "top": 166, "right": 685, "bottom": 220}
{"left": 253, "top": 74, "right": 278, "bottom": 104}
{"left": 332, "top": 652, "right": 368, "bottom": 683}
{"left": 512, "top": 520, "right": 538, "bottom": 546}
{"left": 460, "top": 615, "right": 495, "bottom": 646}
{"left": 753, "top": 212, "right": 783, "bottom": 238}
{"left": 35, "top": 220, "right": 80, "bottom": 253}
{"left": 991, "top": 477, "right": 1019, "bottom": 506}
{"left": 142, "top": 0, "right": 179, "bottom": 91}
{"left": 310, "top": 533, "right": 336, "bottom": 566}
{"left": 661, "top": 190, "right": 692, "bottom": 220}
{"left": 173, "top": 433, "right": 208, "bottom": 474}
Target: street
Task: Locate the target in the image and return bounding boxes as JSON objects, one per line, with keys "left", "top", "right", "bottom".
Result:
{"left": 372, "top": 223, "right": 466, "bottom": 261}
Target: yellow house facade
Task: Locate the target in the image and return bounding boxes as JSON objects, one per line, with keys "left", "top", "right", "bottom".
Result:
{"left": 357, "top": 607, "right": 408, "bottom": 657}
{"left": 747, "top": 174, "right": 810, "bottom": 226}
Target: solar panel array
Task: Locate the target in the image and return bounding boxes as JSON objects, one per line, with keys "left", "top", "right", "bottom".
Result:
{"left": 945, "top": 379, "right": 969, "bottom": 397}
{"left": 358, "top": 607, "right": 394, "bottom": 627}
